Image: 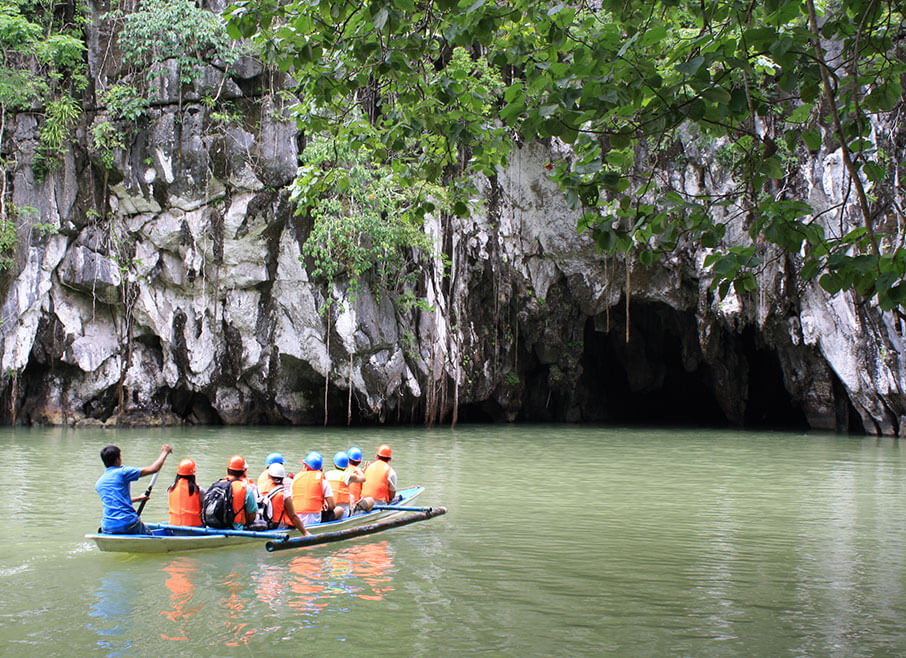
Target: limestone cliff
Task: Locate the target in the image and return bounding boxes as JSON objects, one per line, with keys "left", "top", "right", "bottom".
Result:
{"left": 1, "top": 4, "right": 903, "bottom": 433}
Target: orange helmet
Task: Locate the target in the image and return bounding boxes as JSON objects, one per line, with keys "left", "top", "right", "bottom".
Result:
{"left": 177, "top": 458, "right": 196, "bottom": 476}
{"left": 376, "top": 444, "right": 392, "bottom": 459}
{"left": 228, "top": 455, "right": 247, "bottom": 471}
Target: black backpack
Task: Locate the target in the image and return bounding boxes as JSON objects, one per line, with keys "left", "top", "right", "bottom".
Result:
{"left": 201, "top": 479, "right": 236, "bottom": 529}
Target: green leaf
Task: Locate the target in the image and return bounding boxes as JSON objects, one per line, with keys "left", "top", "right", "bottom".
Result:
{"left": 842, "top": 227, "right": 867, "bottom": 244}
{"left": 761, "top": 156, "right": 784, "bottom": 179}
{"left": 802, "top": 130, "right": 821, "bottom": 151}
{"left": 863, "top": 162, "right": 886, "bottom": 184}
{"left": 499, "top": 98, "right": 526, "bottom": 122}
{"left": 788, "top": 103, "right": 812, "bottom": 123}
{"left": 800, "top": 259, "right": 820, "bottom": 280}
{"left": 640, "top": 26, "right": 667, "bottom": 47}
{"left": 605, "top": 149, "right": 633, "bottom": 168}
{"left": 701, "top": 86, "right": 731, "bottom": 104}
{"left": 676, "top": 56, "right": 705, "bottom": 76}
{"left": 504, "top": 83, "right": 523, "bottom": 103}
{"left": 819, "top": 273, "right": 843, "bottom": 295}
{"left": 565, "top": 189, "right": 579, "bottom": 210}
{"left": 373, "top": 7, "right": 389, "bottom": 29}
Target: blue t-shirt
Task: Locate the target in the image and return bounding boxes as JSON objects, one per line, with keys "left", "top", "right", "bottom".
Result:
{"left": 95, "top": 466, "right": 142, "bottom": 532}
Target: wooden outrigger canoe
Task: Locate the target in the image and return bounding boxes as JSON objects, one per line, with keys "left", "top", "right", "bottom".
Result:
{"left": 86, "top": 486, "right": 424, "bottom": 553}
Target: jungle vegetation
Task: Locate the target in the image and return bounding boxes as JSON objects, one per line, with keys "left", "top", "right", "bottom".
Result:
{"left": 224, "top": 0, "right": 906, "bottom": 310}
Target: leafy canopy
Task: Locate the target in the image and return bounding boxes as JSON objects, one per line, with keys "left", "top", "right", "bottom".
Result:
{"left": 226, "top": 0, "right": 906, "bottom": 309}
{"left": 112, "top": 0, "right": 236, "bottom": 85}
{"left": 295, "top": 132, "right": 437, "bottom": 312}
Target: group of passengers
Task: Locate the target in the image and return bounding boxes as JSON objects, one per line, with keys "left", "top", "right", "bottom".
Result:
{"left": 94, "top": 443, "right": 399, "bottom": 536}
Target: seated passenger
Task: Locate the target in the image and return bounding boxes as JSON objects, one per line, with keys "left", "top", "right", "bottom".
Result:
{"left": 257, "top": 452, "right": 293, "bottom": 495}
{"left": 211, "top": 455, "right": 258, "bottom": 530}
{"left": 286, "top": 451, "right": 334, "bottom": 532}
{"left": 260, "top": 463, "right": 294, "bottom": 529}
{"left": 357, "top": 444, "right": 398, "bottom": 512}
{"left": 325, "top": 451, "right": 365, "bottom": 520}
{"left": 167, "top": 458, "right": 204, "bottom": 527}
{"left": 346, "top": 446, "right": 366, "bottom": 508}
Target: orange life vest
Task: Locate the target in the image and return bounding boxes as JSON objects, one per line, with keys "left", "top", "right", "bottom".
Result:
{"left": 325, "top": 469, "right": 351, "bottom": 506}
{"left": 291, "top": 470, "right": 326, "bottom": 514}
{"left": 345, "top": 465, "right": 364, "bottom": 502}
{"left": 363, "top": 460, "right": 391, "bottom": 502}
{"left": 168, "top": 478, "right": 202, "bottom": 526}
{"left": 257, "top": 471, "right": 277, "bottom": 496}
{"left": 229, "top": 477, "right": 249, "bottom": 525}
{"left": 262, "top": 484, "right": 289, "bottom": 527}
{"left": 257, "top": 470, "right": 295, "bottom": 496}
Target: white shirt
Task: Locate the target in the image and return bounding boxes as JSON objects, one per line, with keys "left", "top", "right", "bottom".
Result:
{"left": 387, "top": 467, "right": 398, "bottom": 491}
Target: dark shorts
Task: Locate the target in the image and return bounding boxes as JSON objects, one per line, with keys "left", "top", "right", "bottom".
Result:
{"left": 104, "top": 518, "right": 151, "bottom": 535}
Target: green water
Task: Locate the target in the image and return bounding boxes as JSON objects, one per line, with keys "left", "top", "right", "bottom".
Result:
{"left": 1, "top": 425, "right": 905, "bottom": 655}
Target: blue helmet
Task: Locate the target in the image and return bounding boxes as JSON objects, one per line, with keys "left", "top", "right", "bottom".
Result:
{"left": 265, "top": 452, "right": 284, "bottom": 466}
{"left": 348, "top": 446, "right": 363, "bottom": 462}
{"left": 303, "top": 451, "right": 322, "bottom": 471}
{"left": 333, "top": 451, "right": 349, "bottom": 469}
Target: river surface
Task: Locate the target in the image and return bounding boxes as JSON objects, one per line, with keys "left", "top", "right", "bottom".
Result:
{"left": 1, "top": 425, "right": 904, "bottom": 655}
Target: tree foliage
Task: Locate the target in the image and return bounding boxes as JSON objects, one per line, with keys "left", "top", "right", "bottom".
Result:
{"left": 112, "top": 0, "right": 237, "bottom": 86}
{"left": 1, "top": 0, "right": 86, "bottom": 191}
{"left": 226, "top": 0, "right": 906, "bottom": 309}
{"left": 295, "top": 133, "right": 436, "bottom": 311}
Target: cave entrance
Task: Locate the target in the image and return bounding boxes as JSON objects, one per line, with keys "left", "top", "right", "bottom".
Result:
{"left": 579, "top": 302, "right": 808, "bottom": 430}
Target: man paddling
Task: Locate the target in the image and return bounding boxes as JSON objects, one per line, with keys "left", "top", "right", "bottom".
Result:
{"left": 95, "top": 444, "right": 172, "bottom": 535}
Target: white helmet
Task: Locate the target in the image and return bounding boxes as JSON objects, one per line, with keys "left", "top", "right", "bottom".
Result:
{"left": 267, "top": 462, "right": 286, "bottom": 479}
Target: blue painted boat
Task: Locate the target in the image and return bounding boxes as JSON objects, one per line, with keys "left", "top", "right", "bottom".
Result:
{"left": 85, "top": 486, "right": 424, "bottom": 553}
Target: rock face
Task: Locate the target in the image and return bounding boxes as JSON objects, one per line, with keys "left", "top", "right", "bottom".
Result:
{"left": 1, "top": 12, "right": 903, "bottom": 433}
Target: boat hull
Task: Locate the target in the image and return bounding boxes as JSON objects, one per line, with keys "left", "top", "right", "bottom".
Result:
{"left": 86, "top": 486, "right": 424, "bottom": 553}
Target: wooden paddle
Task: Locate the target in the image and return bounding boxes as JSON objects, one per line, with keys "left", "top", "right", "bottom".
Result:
{"left": 135, "top": 470, "right": 160, "bottom": 517}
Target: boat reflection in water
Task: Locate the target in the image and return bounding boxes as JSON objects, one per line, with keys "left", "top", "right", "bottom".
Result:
{"left": 88, "top": 571, "right": 138, "bottom": 656}
{"left": 262, "top": 540, "right": 396, "bottom": 618}
{"left": 223, "top": 567, "right": 259, "bottom": 646}
{"left": 156, "top": 540, "right": 396, "bottom": 646}
{"left": 159, "top": 558, "right": 203, "bottom": 642}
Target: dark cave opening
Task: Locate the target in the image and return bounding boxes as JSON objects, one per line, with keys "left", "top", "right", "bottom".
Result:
{"left": 737, "top": 326, "right": 809, "bottom": 430}
{"left": 577, "top": 302, "right": 809, "bottom": 430}
{"left": 169, "top": 388, "right": 223, "bottom": 425}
